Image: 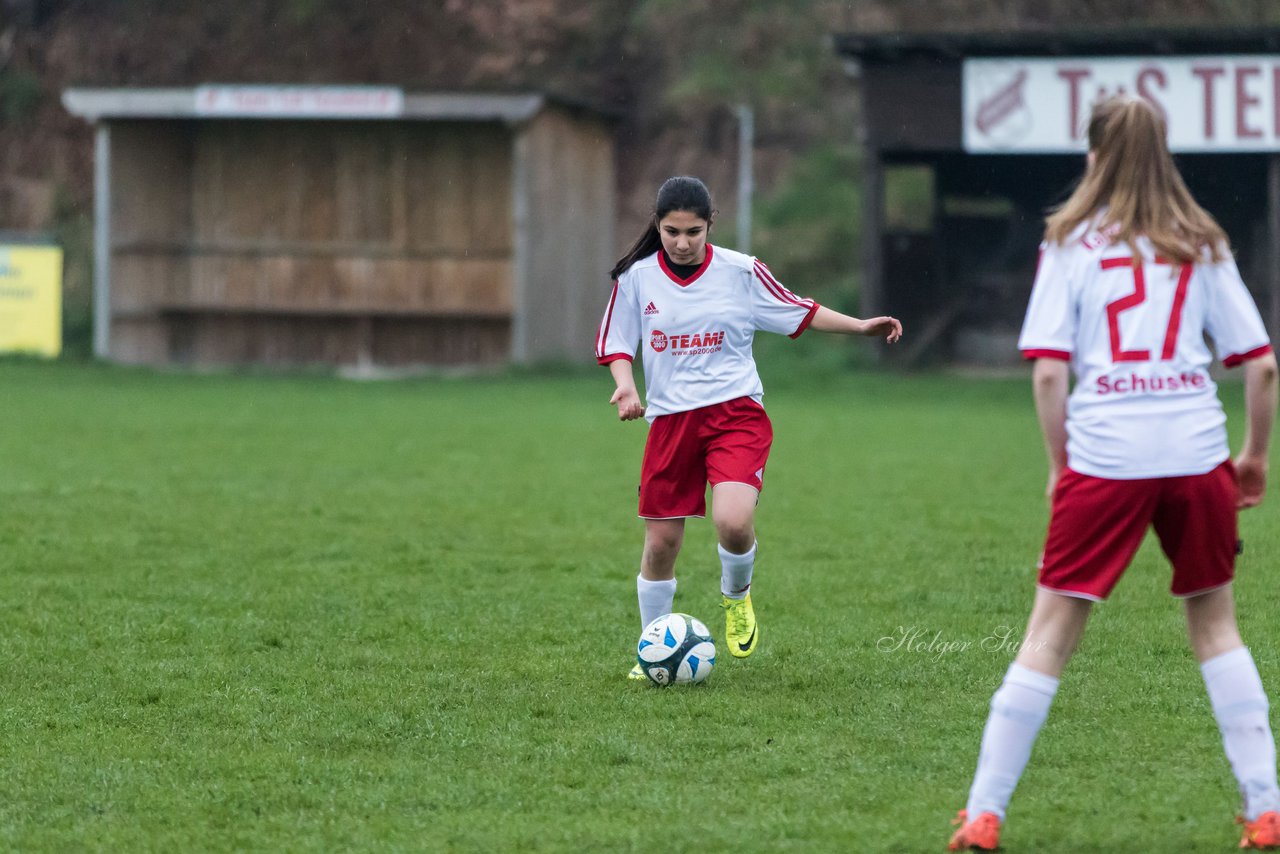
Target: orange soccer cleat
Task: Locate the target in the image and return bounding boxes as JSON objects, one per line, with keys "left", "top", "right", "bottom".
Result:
{"left": 948, "top": 810, "right": 1001, "bottom": 851}
{"left": 1239, "top": 811, "right": 1280, "bottom": 849}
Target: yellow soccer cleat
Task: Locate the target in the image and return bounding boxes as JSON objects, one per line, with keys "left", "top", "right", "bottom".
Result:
{"left": 722, "top": 593, "right": 758, "bottom": 658}
{"left": 628, "top": 663, "right": 648, "bottom": 682}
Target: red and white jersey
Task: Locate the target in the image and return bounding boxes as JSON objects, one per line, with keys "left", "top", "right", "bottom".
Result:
{"left": 595, "top": 245, "right": 819, "bottom": 421}
{"left": 1019, "top": 221, "right": 1272, "bottom": 479}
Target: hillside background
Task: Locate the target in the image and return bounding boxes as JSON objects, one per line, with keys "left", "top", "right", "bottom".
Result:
{"left": 0, "top": 0, "right": 1276, "bottom": 352}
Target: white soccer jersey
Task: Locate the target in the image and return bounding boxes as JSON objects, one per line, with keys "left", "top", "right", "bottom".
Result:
{"left": 595, "top": 245, "right": 819, "bottom": 421}
{"left": 1019, "top": 221, "right": 1273, "bottom": 479}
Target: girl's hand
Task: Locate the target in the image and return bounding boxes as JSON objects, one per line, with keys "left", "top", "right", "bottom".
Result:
{"left": 609, "top": 386, "right": 645, "bottom": 421}
{"left": 1045, "top": 464, "right": 1061, "bottom": 501}
{"left": 1235, "top": 452, "right": 1268, "bottom": 508}
{"left": 859, "top": 316, "right": 903, "bottom": 343}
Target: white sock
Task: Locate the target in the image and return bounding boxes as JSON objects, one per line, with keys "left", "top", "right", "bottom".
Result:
{"left": 1201, "top": 647, "right": 1280, "bottom": 820}
{"left": 637, "top": 575, "right": 676, "bottom": 630}
{"left": 966, "top": 663, "right": 1060, "bottom": 820}
{"left": 719, "top": 541, "right": 756, "bottom": 599}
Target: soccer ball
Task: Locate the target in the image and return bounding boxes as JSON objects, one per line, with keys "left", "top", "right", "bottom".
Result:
{"left": 637, "top": 613, "right": 716, "bottom": 686}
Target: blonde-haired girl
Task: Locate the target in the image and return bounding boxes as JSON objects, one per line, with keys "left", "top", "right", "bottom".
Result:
{"left": 950, "top": 95, "right": 1280, "bottom": 851}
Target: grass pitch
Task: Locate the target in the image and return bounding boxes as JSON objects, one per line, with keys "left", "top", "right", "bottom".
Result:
{"left": 1, "top": 356, "right": 1276, "bottom": 852}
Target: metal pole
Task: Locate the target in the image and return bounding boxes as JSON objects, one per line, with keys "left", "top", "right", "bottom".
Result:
{"left": 93, "top": 123, "right": 111, "bottom": 360}
{"left": 735, "top": 104, "right": 753, "bottom": 254}
{"left": 509, "top": 124, "right": 531, "bottom": 363}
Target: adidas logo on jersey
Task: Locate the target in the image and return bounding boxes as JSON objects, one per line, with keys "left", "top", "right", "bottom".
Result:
{"left": 643, "top": 301, "right": 659, "bottom": 316}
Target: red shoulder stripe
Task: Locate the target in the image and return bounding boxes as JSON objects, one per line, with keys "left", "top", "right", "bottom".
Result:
{"left": 595, "top": 280, "right": 620, "bottom": 359}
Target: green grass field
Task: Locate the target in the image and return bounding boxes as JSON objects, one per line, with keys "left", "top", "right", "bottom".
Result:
{"left": 2, "top": 355, "right": 1277, "bottom": 852}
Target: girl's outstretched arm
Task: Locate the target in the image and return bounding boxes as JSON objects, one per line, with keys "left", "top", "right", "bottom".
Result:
{"left": 808, "top": 306, "right": 902, "bottom": 343}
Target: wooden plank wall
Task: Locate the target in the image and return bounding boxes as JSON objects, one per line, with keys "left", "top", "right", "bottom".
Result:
{"left": 108, "top": 122, "right": 193, "bottom": 364}
{"left": 184, "top": 121, "right": 513, "bottom": 316}
{"left": 111, "top": 119, "right": 518, "bottom": 367}
{"left": 520, "top": 108, "right": 615, "bottom": 364}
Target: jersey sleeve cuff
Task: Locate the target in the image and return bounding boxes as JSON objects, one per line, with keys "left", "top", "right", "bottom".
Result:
{"left": 1021, "top": 348, "right": 1071, "bottom": 361}
{"left": 1223, "top": 344, "right": 1273, "bottom": 368}
{"left": 788, "top": 302, "right": 821, "bottom": 339}
{"left": 596, "top": 353, "right": 634, "bottom": 365}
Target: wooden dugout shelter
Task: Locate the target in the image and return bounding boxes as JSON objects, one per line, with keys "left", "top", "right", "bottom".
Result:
{"left": 835, "top": 28, "right": 1280, "bottom": 366}
{"left": 61, "top": 86, "right": 616, "bottom": 369}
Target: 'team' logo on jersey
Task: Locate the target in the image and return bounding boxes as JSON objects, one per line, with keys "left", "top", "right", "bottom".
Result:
{"left": 651, "top": 329, "right": 726, "bottom": 356}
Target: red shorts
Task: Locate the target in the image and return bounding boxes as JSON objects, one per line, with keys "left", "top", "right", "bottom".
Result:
{"left": 638, "top": 397, "right": 773, "bottom": 519}
{"left": 1038, "top": 461, "right": 1239, "bottom": 600}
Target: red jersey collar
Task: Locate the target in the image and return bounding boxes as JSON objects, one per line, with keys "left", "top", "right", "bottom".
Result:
{"left": 658, "top": 244, "right": 714, "bottom": 287}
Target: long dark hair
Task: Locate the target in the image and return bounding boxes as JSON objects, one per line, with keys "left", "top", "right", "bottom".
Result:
{"left": 610, "top": 176, "right": 715, "bottom": 280}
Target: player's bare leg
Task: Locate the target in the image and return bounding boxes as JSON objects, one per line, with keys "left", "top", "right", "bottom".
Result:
{"left": 641, "top": 518, "right": 685, "bottom": 582}
{"left": 711, "top": 482, "right": 757, "bottom": 555}
{"left": 1014, "top": 587, "right": 1092, "bottom": 677}
{"left": 1184, "top": 583, "right": 1243, "bottom": 662}
{"left": 712, "top": 482, "right": 759, "bottom": 657}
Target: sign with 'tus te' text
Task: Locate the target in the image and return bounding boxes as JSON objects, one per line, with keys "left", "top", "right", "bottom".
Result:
{"left": 964, "top": 56, "right": 1280, "bottom": 153}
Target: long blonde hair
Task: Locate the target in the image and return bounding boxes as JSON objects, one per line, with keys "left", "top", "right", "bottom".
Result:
{"left": 1044, "top": 95, "right": 1228, "bottom": 263}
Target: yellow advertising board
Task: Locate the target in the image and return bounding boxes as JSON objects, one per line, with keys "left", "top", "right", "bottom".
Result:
{"left": 0, "top": 243, "right": 62, "bottom": 357}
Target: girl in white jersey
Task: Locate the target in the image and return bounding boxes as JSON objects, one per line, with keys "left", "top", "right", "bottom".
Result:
{"left": 595, "top": 176, "right": 902, "bottom": 681}
{"left": 949, "top": 96, "right": 1280, "bottom": 851}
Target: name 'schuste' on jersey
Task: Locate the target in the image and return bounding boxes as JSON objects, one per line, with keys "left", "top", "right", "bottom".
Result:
{"left": 1018, "top": 221, "right": 1273, "bottom": 480}
{"left": 595, "top": 245, "right": 819, "bottom": 421}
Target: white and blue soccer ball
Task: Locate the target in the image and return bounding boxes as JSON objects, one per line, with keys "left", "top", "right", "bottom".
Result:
{"left": 637, "top": 613, "right": 716, "bottom": 686}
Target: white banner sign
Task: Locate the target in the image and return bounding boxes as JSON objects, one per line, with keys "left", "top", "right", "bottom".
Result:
{"left": 194, "top": 86, "right": 404, "bottom": 118}
{"left": 964, "top": 56, "right": 1280, "bottom": 153}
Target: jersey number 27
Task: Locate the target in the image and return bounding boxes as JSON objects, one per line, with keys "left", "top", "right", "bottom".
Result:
{"left": 1101, "top": 257, "right": 1192, "bottom": 363}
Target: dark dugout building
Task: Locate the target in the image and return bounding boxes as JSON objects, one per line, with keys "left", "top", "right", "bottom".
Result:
{"left": 835, "top": 28, "right": 1280, "bottom": 366}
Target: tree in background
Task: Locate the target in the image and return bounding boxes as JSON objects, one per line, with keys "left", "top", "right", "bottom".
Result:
{"left": 612, "top": 0, "right": 864, "bottom": 308}
{"left": 3, "top": 0, "right": 1279, "bottom": 354}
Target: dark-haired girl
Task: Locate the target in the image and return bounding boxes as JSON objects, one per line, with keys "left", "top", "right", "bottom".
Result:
{"left": 594, "top": 175, "right": 902, "bottom": 680}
